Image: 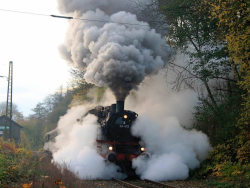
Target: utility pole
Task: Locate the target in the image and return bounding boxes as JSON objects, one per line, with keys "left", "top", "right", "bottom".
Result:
{"left": 5, "top": 61, "right": 13, "bottom": 140}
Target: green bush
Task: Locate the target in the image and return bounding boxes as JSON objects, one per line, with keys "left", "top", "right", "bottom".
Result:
{"left": 194, "top": 94, "right": 241, "bottom": 146}
{"left": 193, "top": 93, "right": 249, "bottom": 186}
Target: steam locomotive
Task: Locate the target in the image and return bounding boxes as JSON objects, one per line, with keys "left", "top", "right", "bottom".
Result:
{"left": 88, "top": 101, "right": 147, "bottom": 176}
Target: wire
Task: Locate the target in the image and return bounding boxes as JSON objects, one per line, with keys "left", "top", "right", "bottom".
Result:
{"left": 0, "top": 7, "right": 204, "bottom": 27}
{"left": 0, "top": 8, "right": 150, "bottom": 27}
{"left": 74, "top": 17, "right": 149, "bottom": 26}
{"left": 0, "top": 8, "right": 49, "bottom": 17}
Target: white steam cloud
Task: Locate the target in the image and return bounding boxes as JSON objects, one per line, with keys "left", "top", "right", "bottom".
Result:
{"left": 47, "top": 74, "right": 211, "bottom": 180}
{"left": 49, "top": 105, "right": 125, "bottom": 179}
{"left": 58, "top": 0, "right": 171, "bottom": 100}
{"left": 132, "top": 117, "right": 210, "bottom": 181}
{"left": 126, "top": 74, "right": 211, "bottom": 181}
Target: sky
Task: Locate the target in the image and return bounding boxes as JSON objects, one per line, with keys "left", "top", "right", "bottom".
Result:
{"left": 0, "top": 0, "right": 71, "bottom": 116}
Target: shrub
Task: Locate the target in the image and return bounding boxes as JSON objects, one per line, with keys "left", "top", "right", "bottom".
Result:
{"left": 0, "top": 138, "right": 39, "bottom": 187}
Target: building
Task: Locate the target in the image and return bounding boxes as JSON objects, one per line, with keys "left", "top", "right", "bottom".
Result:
{"left": 0, "top": 115, "right": 22, "bottom": 143}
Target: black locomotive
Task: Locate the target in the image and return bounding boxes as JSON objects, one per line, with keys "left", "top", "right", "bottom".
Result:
{"left": 88, "top": 101, "right": 146, "bottom": 176}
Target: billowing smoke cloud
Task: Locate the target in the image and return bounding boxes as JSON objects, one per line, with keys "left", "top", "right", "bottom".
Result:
{"left": 58, "top": 0, "right": 152, "bottom": 15}
{"left": 46, "top": 73, "right": 211, "bottom": 180}
{"left": 125, "top": 73, "right": 211, "bottom": 181}
{"left": 47, "top": 105, "right": 125, "bottom": 179}
{"left": 58, "top": 0, "right": 171, "bottom": 100}
{"left": 53, "top": 0, "right": 210, "bottom": 181}
{"left": 126, "top": 72, "right": 199, "bottom": 128}
{"left": 132, "top": 117, "right": 210, "bottom": 181}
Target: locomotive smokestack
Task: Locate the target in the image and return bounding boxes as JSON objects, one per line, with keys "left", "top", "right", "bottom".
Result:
{"left": 116, "top": 101, "right": 124, "bottom": 113}
{"left": 111, "top": 104, "right": 116, "bottom": 114}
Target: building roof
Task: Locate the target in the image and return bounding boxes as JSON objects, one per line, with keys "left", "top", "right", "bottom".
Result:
{"left": 0, "top": 115, "right": 23, "bottom": 128}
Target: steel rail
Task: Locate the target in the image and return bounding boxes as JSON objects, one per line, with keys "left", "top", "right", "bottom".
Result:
{"left": 112, "top": 178, "right": 143, "bottom": 188}
{"left": 144, "top": 179, "right": 177, "bottom": 188}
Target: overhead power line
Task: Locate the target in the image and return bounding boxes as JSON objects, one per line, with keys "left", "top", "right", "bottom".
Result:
{"left": 0, "top": 8, "right": 150, "bottom": 27}
{"left": 0, "top": 8, "right": 49, "bottom": 17}
{"left": 0, "top": 7, "right": 205, "bottom": 27}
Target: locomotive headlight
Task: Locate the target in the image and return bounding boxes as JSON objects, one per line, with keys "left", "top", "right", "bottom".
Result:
{"left": 123, "top": 114, "right": 128, "bottom": 119}
{"left": 141, "top": 147, "right": 146, "bottom": 152}
{"left": 108, "top": 146, "right": 113, "bottom": 151}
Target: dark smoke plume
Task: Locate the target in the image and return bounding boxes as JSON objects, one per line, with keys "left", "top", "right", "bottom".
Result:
{"left": 58, "top": 0, "right": 171, "bottom": 100}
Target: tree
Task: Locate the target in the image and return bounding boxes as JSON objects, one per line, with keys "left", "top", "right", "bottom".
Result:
{"left": 0, "top": 102, "right": 24, "bottom": 122}
{"left": 210, "top": 0, "right": 249, "bottom": 125}
{"left": 69, "top": 68, "right": 95, "bottom": 103}
{"left": 159, "top": 0, "right": 236, "bottom": 113}
{"left": 209, "top": 0, "right": 250, "bottom": 165}
{"left": 30, "top": 102, "right": 49, "bottom": 121}
{"left": 21, "top": 118, "right": 44, "bottom": 150}
{"left": 20, "top": 88, "right": 73, "bottom": 150}
{"left": 132, "top": 0, "right": 169, "bottom": 35}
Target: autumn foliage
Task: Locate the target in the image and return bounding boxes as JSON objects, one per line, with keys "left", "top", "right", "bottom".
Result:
{"left": 159, "top": 0, "right": 249, "bottom": 185}
{"left": 0, "top": 138, "right": 38, "bottom": 187}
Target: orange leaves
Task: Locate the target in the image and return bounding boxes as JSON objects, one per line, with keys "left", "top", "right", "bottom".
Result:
{"left": 0, "top": 139, "right": 17, "bottom": 154}
{"left": 22, "top": 182, "right": 33, "bottom": 188}
{"left": 0, "top": 139, "right": 38, "bottom": 187}
{"left": 55, "top": 178, "right": 67, "bottom": 188}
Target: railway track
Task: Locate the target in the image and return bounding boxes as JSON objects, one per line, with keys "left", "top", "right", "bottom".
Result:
{"left": 112, "top": 178, "right": 177, "bottom": 188}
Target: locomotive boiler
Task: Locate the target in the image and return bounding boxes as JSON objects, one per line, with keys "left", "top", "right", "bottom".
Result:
{"left": 88, "top": 101, "right": 147, "bottom": 176}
